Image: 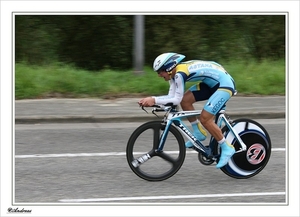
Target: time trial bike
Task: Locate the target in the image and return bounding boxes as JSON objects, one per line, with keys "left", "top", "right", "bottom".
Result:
{"left": 126, "top": 103, "right": 271, "bottom": 181}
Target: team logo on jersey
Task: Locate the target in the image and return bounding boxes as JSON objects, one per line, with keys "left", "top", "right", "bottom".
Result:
{"left": 188, "top": 63, "right": 212, "bottom": 71}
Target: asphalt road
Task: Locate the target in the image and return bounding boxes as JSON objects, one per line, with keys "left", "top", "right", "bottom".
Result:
{"left": 14, "top": 119, "right": 286, "bottom": 205}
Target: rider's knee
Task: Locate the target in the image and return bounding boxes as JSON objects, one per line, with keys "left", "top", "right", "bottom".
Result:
{"left": 180, "top": 96, "right": 192, "bottom": 107}
{"left": 180, "top": 97, "right": 186, "bottom": 105}
{"left": 181, "top": 91, "right": 195, "bottom": 104}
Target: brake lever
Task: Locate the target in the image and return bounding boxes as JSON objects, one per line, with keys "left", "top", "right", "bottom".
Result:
{"left": 151, "top": 109, "right": 159, "bottom": 118}
{"left": 140, "top": 105, "right": 148, "bottom": 114}
{"left": 139, "top": 104, "right": 160, "bottom": 118}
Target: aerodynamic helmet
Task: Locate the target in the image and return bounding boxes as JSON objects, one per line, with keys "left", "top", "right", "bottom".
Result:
{"left": 153, "top": 52, "right": 186, "bottom": 73}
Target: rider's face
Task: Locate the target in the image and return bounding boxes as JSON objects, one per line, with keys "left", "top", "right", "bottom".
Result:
{"left": 158, "top": 71, "right": 171, "bottom": 81}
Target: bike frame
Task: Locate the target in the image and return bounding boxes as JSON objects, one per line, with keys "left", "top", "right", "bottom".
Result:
{"left": 155, "top": 107, "right": 247, "bottom": 158}
{"left": 129, "top": 105, "right": 271, "bottom": 181}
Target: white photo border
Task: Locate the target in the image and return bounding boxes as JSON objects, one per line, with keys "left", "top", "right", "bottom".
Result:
{"left": 1, "top": 1, "right": 299, "bottom": 217}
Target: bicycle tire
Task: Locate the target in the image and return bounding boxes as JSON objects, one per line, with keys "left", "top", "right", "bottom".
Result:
{"left": 214, "top": 118, "right": 272, "bottom": 179}
{"left": 126, "top": 121, "right": 186, "bottom": 181}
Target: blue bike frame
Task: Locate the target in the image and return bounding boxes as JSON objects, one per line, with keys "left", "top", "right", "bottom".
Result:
{"left": 156, "top": 108, "right": 247, "bottom": 158}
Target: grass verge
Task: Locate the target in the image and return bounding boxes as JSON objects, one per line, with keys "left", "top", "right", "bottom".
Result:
{"left": 15, "top": 59, "right": 285, "bottom": 99}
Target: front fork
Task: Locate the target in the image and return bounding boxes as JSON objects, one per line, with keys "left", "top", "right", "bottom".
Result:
{"left": 131, "top": 120, "right": 172, "bottom": 168}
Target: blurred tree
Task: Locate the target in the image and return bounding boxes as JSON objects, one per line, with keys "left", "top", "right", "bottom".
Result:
{"left": 15, "top": 14, "right": 285, "bottom": 70}
{"left": 54, "top": 15, "right": 133, "bottom": 70}
{"left": 15, "top": 15, "right": 59, "bottom": 64}
{"left": 238, "top": 15, "right": 285, "bottom": 60}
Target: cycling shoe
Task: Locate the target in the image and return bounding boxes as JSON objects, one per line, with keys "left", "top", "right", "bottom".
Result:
{"left": 216, "top": 142, "right": 235, "bottom": 168}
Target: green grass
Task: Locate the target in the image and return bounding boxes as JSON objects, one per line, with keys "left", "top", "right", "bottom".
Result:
{"left": 15, "top": 59, "right": 285, "bottom": 99}
{"left": 225, "top": 59, "right": 285, "bottom": 95}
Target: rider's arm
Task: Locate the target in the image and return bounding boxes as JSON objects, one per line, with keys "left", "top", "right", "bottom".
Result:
{"left": 153, "top": 73, "right": 185, "bottom": 105}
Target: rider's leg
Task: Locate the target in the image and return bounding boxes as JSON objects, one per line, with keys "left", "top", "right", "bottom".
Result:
{"left": 180, "top": 87, "right": 207, "bottom": 148}
{"left": 201, "top": 89, "right": 235, "bottom": 168}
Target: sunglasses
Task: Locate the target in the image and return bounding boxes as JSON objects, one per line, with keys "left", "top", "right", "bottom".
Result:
{"left": 157, "top": 69, "right": 165, "bottom": 74}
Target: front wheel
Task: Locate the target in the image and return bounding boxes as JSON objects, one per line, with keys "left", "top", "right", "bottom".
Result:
{"left": 217, "top": 118, "right": 272, "bottom": 179}
{"left": 126, "top": 121, "right": 186, "bottom": 181}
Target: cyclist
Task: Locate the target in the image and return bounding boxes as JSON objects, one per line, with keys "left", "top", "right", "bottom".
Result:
{"left": 138, "top": 52, "right": 236, "bottom": 169}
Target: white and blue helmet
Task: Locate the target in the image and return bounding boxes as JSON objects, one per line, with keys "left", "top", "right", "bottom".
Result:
{"left": 153, "top": 52, "right": 185, "bottom": 73}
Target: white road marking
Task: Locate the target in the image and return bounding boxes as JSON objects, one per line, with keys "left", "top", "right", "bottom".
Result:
{"left": 15, "top": 148, "right": 285, "bottom": 159}
{"left": 14, "top": 148, "right": 286, "bottom": 203}
{"left": 59, "top": 191, "right": 286, "bottom": 203}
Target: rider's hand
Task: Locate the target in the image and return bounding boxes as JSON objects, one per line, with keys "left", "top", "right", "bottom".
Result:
{"left": 138, "top": 97, "right": 155, "bottom": 107}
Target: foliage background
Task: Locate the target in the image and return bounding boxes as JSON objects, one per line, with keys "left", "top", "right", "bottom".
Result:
{"left": 15, "top": 15, "right": 285, "bottom": 71}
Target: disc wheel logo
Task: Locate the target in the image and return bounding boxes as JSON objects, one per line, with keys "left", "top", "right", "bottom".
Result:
{"left": 246, "top": 143, "right": 266, "bottom": 165}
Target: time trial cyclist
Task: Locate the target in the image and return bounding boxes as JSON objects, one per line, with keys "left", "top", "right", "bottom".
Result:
{"left": 138, "top": 52, "right": 236, "bottom": 168}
